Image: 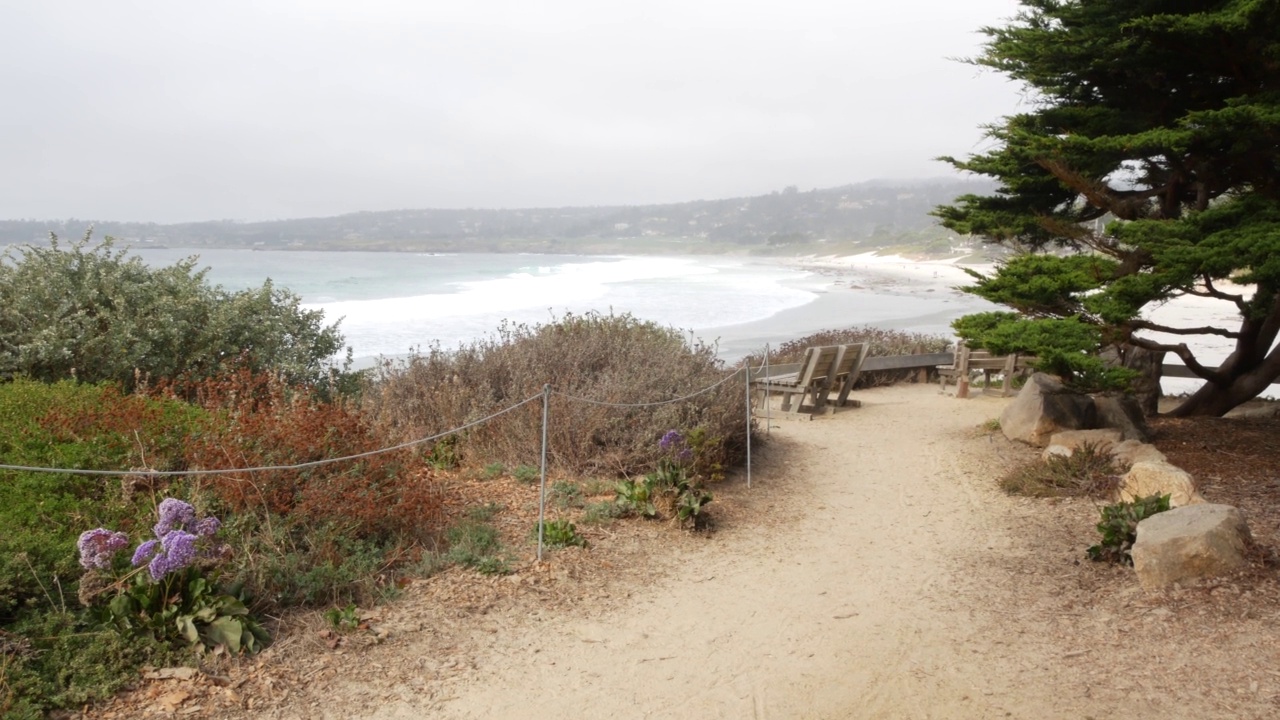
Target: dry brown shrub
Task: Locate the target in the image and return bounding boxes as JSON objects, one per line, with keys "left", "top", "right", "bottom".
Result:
{"left": 754, "top": 325, "right": 951, "bottom": 387}
{"left": 363, "top": 312, "right": 751, "bottom": 477}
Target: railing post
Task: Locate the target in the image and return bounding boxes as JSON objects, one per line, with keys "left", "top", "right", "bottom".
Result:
{"left": 537, "top": 383, "right": 550, "bottom": 561}
{"left": 744, "top": 364, "right": 752, "bottom": 489}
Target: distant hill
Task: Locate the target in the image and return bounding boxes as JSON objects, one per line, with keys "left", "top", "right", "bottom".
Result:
{"left": 0, "top": 178, "right": 996, "bottom": 255}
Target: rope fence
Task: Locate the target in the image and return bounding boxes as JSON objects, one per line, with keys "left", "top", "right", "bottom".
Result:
{"left": 2, "top": 350, "right": 775, "bottom": 561}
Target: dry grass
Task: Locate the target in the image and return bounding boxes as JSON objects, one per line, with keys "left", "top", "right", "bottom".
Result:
{"left": 998, "top": 441, "right": 1126, "bottom": 498}
{"left": 362, "top": 312, "right": 750, "bottom": 478}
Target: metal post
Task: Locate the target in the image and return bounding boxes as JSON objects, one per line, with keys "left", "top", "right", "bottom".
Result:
{"left": 537, "top": 383, "right": 550, "bottom": 561}
{"left": 744, "top": 364, "right": 752, "bottom": 489}
{"left": 764, "top": 344, "right": 771, "bottom": 435}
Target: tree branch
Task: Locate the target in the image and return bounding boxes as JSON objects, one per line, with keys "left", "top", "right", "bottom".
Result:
{"left": 1128, "top": 319, "right": 1240, "bottom": 338}
{"left": 1125, "top": 335, "right": 1226, "bottom": 383}
{"left": 1201, "top": 275, "right": 1248, "bottom": 310}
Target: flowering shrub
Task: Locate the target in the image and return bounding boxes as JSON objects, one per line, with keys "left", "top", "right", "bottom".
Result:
{"left": 76, "top": 499, "right": 269, "bottom": 654}
{"left": 615, "top": 429, "right": 712, "bottom": 529}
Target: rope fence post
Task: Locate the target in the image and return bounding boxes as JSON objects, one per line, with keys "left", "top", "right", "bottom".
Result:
{"left": 764, "top": 344, "right": 771, "bottom": 436}
{"left": 537, "top": 383, "right": 551, "bottom": 562}
{"left": 744, "top": 364, "right": 752, "bottom": 489}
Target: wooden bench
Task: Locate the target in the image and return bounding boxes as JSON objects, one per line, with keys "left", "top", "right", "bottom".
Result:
{"left": 750, "top": 344, "right": 841, "bottom": 415}
{"left": 938, "top": 341, "right": 1032, "bottom": 398}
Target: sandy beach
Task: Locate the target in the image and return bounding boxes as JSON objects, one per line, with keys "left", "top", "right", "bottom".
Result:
{"left": 701, "top": 251, "right": 999, "bottom": 360}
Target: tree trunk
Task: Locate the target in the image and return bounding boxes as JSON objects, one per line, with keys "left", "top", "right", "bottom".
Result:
{"left": 1101, "top": 343, "right": 1164, "bottom": 416}
{"left": 1169, "top": 362, "right": 1280, "bottom": 417}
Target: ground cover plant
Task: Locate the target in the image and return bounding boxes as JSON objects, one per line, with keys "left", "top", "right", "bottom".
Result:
{"left": 759, "top": 326, "right": 950, "bottom": 388}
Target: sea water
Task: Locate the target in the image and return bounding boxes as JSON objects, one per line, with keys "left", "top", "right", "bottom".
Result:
{"left": 131, "top": 249, "right": 989, "bottom": 363}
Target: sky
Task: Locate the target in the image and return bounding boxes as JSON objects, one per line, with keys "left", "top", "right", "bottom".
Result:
{"left": 0, "top": 0, "right": 1027, "bottom": 223}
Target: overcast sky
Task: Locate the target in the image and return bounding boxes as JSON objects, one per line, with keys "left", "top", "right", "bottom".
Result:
{"left": 1, "top": 0, "right": 1025, "bottom": 223}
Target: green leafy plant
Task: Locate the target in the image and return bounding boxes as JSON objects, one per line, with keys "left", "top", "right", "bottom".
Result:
{"left": 675, "top": 489, "right": 713, "bottom": 529}
{"left": 551, "top": 480, "right": 584, "bottom": 509}
{"left": 426, "top": 435, "right": 460, "bottom": 470}
{"left": 482, "top": 462, "right": 506, "bottom": 480}
{"left": 615, "top": 476, "right": 658, "bottom": 518}
{"left": 445, "top": 517, "right": 510, "bottom": 575}
{"left": 1087, "top": 494, "right": 1172, "bottom": 565}
{"left": 513, "top": 464, "right": 541, "bottom": 484}
{"left": 581, "top": 500, "right": 626, "bottom": 525}
{"left": 324, "top": 603, "right": 361, "bottom": 633}
{"left": 539, "top": 519, "right": 586, "bottom": 548}
{"left": 81, "top": 499, "right": 271, "bottom": 655}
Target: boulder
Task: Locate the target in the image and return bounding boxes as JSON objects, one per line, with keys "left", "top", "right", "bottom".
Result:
{"left": 1001, "top": 373, "right": 1097, "bottom": 447}
{"left": 1110, "top": 439, "right": 1167, "bottom": 467}
{"left": 1092, "top": 393, "right": 1152, "bottom": 442}
{"left": 1041, "top": 445, "right": 1071, "bottom": 460}
{"left": 1116, "top": 461, "right": 1205, "bottom": 507}
{"left": 1131, "top": 504, "right": 1251, "bottom": 590}
{"left": 1047, "top": 429, "right": 1122, "bottom": 452}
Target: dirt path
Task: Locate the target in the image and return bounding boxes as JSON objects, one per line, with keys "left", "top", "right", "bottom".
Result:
{"left": 231, "top": 383, "right": 1279, "bottom": 720}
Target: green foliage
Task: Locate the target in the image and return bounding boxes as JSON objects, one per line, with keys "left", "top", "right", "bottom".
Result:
{"left": 425, "top": 435, "right": 460, "bottom": 470}
{"left": 951, "top": 311, "right": 1137, "bottom": 391}
{"left": 551, "top": 480, "right": 584, "bottom": 509}
{"left": 481, "top": 462, "right": 506, "bottom": 480}
{"left": 539, "top": 519, "right": 586, "bottom": 549}
{"left": 1087, "top": 495, "right": 1172, "bottom": 565}
{"left": 513, "top": 464, "right": 541, "bottom": 484}
{"left": 935, "top": 0, "right": 1280, "bottom": 416}
{"left": 581, "top": 500, "right": 627, "bottom": 525}
{"left": 324, "top": 603, "right": 361, "bottom": 633}
{"left": 999, "top": 442, "right": 1124, "bottom": 498}
{"left": 97, "top": 569, "right": 269, "bottom": 655}
{"left": 445, "top": 517, "right": 510, "bottom": 575}
{"left": 0, "top": 232, "right": 348, "bottom": 390}
{"left": 614, "top": 477, "right": 658, "bottom": 519}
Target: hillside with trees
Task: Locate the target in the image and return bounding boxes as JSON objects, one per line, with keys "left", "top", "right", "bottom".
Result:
{"left": 0, "top": 178, "right": 993, "bottom": 255}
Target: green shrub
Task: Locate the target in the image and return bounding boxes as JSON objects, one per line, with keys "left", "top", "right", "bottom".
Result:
{"left": 513, "top": 464, "right": 541, "bottom": 484}
{"left": 363, "top": 312, "right": 751, "bottom": 477}
{"left": 0, "top": 232, "right": 348, "bottom": 390}
{"left": 1087, "top": 494, "right": 1172, "bottom": 564}
{"left": 539, "top": 519, "right": 586, "bottom": 548}
{"left": 445, "top": 517, "right": 510, "bottom": 575}
{"left": 581, "top": 500, "right": 627, "bottom": 525}
{"left": 759, "top": 326, "right": 950, "bottom": 388}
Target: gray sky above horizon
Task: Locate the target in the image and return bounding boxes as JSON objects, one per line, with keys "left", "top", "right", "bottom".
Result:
{"left": 1, "top": 0, "right": 1026, "bottom": 223}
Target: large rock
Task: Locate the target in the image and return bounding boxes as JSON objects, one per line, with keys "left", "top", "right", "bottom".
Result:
{"left": 1116, "top": 461, "right": 1205, "bottom": 507}
{"left": 1041, "top": 429, "right": 1122, "bottom": 460}
{"left": 1092, "top": 393, "right": 1152, "bottom": 442}
{"left": 1001, "top": 373, "right": 1097, "bottom": 447}
{"left": 1131, "top": 504, "right": 1251, "bottom": 590}
{"left": 1110, "top": 439, "right": 1167, "bottom": 467}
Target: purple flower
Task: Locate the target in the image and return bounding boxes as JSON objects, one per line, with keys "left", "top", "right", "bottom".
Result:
{"left": 194, "top": 516, "right": 221, "bottom": 537}
{"left": 77, "top": 528, "right": 130, "bottom": 570}
{"left": 131, "top": 539, "right": 160, "bottom": 567}
{"left": 658, "top": 430, "right": 684, "bottom": 451}
{"left": 146, "top": 530, "right": 199, "bottom": 580}
{"left": 153, "top": 498, "right": 196, "bottom": 538}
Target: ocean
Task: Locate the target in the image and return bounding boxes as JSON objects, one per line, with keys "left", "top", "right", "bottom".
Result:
{"left": 132, "top": 248, "right": 995, "bottom": 363}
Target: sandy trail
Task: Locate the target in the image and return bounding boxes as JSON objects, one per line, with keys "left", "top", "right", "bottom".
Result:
{"left": 334, "top": 385, "right": 1032, "bottom": 718}
{"left": 249, "top": 383, "right": 1277, "bottom": 720}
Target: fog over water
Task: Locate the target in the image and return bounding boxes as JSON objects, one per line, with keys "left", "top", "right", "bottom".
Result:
{"left": 1, "top": 1, "right": 1024, "bottom": 223}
